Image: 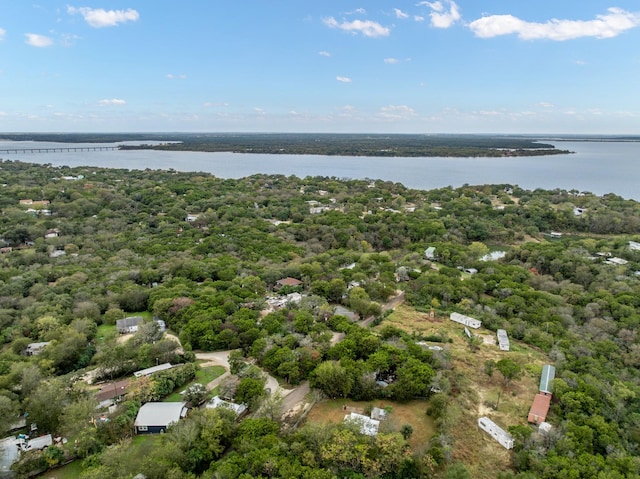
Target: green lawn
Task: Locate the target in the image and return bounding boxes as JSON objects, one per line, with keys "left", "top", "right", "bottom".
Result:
{"left": 36, "top": 458, "right": 84, "bottom": 479}
{"left": 164, "top": 365, "right": 226, "bottom": 402}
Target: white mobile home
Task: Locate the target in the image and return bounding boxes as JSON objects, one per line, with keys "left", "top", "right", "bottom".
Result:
{"left": 450, "top": 312, "right": 482, "bottom": 329}
{"left": 478, "top": 417, "right": 514, "bottom": 449}
{"left": 497, "top": 329, "right": 510, "bottom": 351}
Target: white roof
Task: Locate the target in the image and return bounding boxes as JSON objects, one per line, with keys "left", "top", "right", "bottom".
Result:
{"left": 206, "top": 396, "right": 247, "bottom": 416}
{"left": 344, "top": 412, "right": 380, "bottom": 436}
{"left": 134, "top": 362, "right": 174, "bottom": 377}
{"left": 134, "top": 402, "right": 187, "bottom": 427}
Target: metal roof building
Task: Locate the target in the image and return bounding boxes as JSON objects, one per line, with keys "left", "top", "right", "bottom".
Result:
{"left": 497, "top": 329, "right": 510, "bottom": 351}
{"left": 134, "top": 402, "right": 187, "bottom": 434}
{"left": 539, "top": 365, "right": 556, "bottom": 395}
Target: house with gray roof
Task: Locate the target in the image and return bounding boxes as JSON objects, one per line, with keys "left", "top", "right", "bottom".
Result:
{"left": 116, "top": 316, "right": 144, "bottom": 334}
{"left": 134, "top": 402, "right": 187, "bottom": 434}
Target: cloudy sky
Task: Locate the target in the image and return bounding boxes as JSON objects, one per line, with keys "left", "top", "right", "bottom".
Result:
{"left": 1, "top": 1, "right": 639, "bottom": 133}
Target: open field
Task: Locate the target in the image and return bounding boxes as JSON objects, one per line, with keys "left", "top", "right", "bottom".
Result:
{"left": 305, "top": 398, "right": 436, "bottom": 451}
{"left": 379, "top": 304, "right": 549, "bottom": 478}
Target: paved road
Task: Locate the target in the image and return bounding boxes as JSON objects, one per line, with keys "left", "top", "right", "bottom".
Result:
{"left": 195, "top": 350, "right": 287, "bottom": 397}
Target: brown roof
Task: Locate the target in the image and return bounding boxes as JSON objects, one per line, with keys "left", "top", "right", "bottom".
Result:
{"left": 527, "top": 393, "right": 551, "bottom": 425}
{"left": 96, "top": 379, "right": 130, "bottom": 403}
{"left": 276, "top": 277, "right": 303, "bottom": 287}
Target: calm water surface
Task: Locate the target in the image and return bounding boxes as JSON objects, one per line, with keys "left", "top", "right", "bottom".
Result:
{"left": 0, "top": 139, "right": 638, "bottom": 200}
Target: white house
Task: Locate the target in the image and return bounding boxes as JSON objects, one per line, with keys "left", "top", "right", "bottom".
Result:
{"left": 450, "top": 312, "right": 482, "bottom": 329}
{"left": 629, "top": 241, "right": 640, "bottom": 251}
{"left": 478, "top": 417, "right": 514, "bottom": 449}
{"left": 206, "top": 396, "right": 248, "bottom": 418}
{"left": 425, "top": 246, "right": 436, "bottom": 260}
{"left": 344, "top": 412, "right": 380, "bottom": 436}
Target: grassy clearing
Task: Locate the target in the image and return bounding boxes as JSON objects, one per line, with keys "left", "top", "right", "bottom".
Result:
{"left": 379, "top": 304, "right": 549, "bottom": 478}
{"left": 163, "top": 365, "right": 226, "bottom": 402}
{"left": 305, "top": 398, "right": 436, "bottom": 451}
{"left": 36, "top": 460, "right": 84, "bottom": 479}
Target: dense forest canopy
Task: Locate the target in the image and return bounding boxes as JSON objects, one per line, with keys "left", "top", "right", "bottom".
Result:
{"left": 0, "top": 158, "right": 639, "bottom": 478}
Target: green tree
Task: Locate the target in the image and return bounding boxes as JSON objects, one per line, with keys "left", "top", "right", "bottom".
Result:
{"left": 310, "top": 361, "right": 353, "bottom": 398}
{"left": 496, "top": 359, "right": 521, "bottom": 388}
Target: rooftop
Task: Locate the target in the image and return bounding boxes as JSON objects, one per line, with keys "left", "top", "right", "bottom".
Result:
{"left": 134, "top": 402, "right": 187, "bottom": 427}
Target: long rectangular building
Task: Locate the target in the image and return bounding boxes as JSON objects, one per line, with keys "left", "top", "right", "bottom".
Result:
{"left": 539, "top": 365, "right": 555, "bottom": 395}
{"left": 478, "top": 417, "right": 514, "bottom": 449}
{"left": 450, "top": 312, "right": 482, "bottom": 329}
{"left": 497, "top": 329, "right": 510, "bottom": 351}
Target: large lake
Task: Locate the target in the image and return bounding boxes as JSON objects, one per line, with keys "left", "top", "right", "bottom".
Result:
{"left": 1, "top": 139, "right": 638, "bottom": 200}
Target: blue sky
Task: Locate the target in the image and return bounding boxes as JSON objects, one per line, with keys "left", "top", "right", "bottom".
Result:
{"left": 1, "top": 1, "right": 639, "bottom": 133}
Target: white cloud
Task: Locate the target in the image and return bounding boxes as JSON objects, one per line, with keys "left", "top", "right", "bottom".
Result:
{"left": 25, "top": 33, "right": 53, "bottom": 47}
{"left": 384, "top": 57, "right": 411, "bottom": 64}
{"left": 414, "top": 15, "right": 425, "bottom": 22}
{"left": 346, "top": 8, "right": 367, "bottom": 15}
{"left": 323, "top": 17, "right": 390, "bottom": 37}
{"left": 166, "top": 74, "right": 187, "bottom": 79}
{"left": 538, "top": 102, "right": 554, "bottom": 108}
{"left": 420, "top": 0, "right": 461, "bottom": 28}
{"left": 336, "top": 76, "right": 352, "bottom": 83}
{"left": 203, "top": 102, "right": 229, "bottom": 108}
{"left": 575, "top": 60, "right": 586, "bottom": 65}
{"left": 0, "top": 28, "right": 6, "bottom": 41}
{"left": 393, "top": 8, "right": 409, "bottom": 20}
{"left": 318, "top": 51, "right": 331, "bottom": 57}
{"left": 468, "top": 7, "right": 640, "bottom": 40}
{"left": 67, "top": 6, "right": 139, "bottom": 28}
{"left": 99, "top": 99, "right": 126, "bottom": 106}
{"left": 379, "top": 104, "right": 417, "bottom": 119}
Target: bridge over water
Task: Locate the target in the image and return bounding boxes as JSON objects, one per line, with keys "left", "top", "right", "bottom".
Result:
{"left": 0, "top": 146, "right": 119, "bottom": 154}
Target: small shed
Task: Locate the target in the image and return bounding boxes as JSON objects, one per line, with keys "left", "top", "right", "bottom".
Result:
{"left": 344, "top": 413, "right": 380, "bottom": 436}
{"left": 425, "top": 246, "right": 436, "bottom": 260}
{"left": 370, "top": 407, "right": 388, "bottom": 421}
{"left": 478, "top": 417, "right": 514, "bottom": 449}
{"left": 116, "top": 316, "right": 144, "bottom": 334}
{"left": 134, "top": 402, "right": 187, "bottom": 434}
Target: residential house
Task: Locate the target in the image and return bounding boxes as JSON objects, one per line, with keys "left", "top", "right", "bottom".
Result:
{"left": 95, "top": 379, "right": 130, "bottom": 407}
{"left": 134, "top": 402, "right": 187, "bottom": 434}
{"left": 629, "top": 241, "right": 640, "bottom": 251}
{"left": 527, "top": 365, "right": 555, "bottom": 425}
{"left": 605, "top": 257, "right": 628, "bottom": 266}
{"left": 23, "top": 342, "right": 50, "bottom": 356}
{"left": 274, "top": 277, "right": 303, "bottom": 290}
{"left": 206, "top": 396, "right": 248, "bottom": 419}
{"left": 478, "top": 417, "right": 514, "bottom": 449}
{"left": 344, "top": 412, "right": 380, "bottom": 436}
{"left": 44, "top": 229, "right": 60, "bottom": 238}
{"left": 334, "top": 305, "right": 357, "bottom": 321}
{"left": 116, "top": 316, "right": 144, "bottom": 334}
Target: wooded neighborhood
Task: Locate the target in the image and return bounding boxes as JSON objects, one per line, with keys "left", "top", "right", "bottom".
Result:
{"left": 0, "top": 159, "right": 639, "bottom": 478}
